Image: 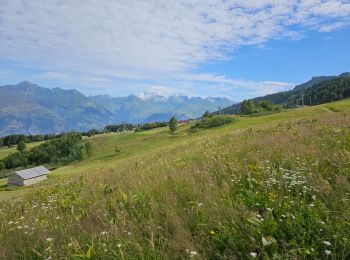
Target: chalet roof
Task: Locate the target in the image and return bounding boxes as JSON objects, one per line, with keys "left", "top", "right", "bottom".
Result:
{"left": 14, "top": 166, "right": 50, "bottom": 180}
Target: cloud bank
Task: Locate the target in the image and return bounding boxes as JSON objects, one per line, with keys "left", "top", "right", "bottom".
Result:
{"left": 0, "top": 0, "right": 349, "bottom": 98}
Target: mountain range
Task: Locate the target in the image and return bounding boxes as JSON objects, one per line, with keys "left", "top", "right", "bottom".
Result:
{"left": 0, "top": 81, "right": 232, "bottom": 136}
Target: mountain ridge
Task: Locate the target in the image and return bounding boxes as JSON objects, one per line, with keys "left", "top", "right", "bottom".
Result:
{"left": 0, "top": 82, "right": 232, "bottom": 136}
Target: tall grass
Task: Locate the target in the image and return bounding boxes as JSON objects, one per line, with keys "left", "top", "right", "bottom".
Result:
{"left": 0, "top": 110, "right": 349, "bottom": 259}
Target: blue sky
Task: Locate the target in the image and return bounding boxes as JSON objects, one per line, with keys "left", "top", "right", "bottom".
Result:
{"left": 0, "top": 1, "right": 350, "bottom": 101}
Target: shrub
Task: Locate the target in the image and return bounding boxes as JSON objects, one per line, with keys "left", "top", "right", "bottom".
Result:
{"left": 192, "top": 115, "right": 235, "bottom": 130}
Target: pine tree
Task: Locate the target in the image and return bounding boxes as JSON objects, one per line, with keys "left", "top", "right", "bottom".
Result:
{"left": 248, "top": 100, "right": 255, "bottom": 114}
{"left": 17, "top": 141, "right": 26, "bottom": 152}
{"left": 241, "top": 100, "right": 248, "bottom": 114}
{"left": 203, "top": 111, "right": 211, "bottom": 118}
{"left": 169, "top": 116, "right": 177, "bottom": 133}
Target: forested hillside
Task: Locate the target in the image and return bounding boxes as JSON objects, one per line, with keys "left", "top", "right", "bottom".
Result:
{"left": 219, "top": 73, "right": 350, "bottom": 114}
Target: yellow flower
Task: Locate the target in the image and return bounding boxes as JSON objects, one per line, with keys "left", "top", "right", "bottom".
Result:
{"left": 210, "top": 230, "right": 215, "bottom": 235}
{"left": 268, "top": 192, "right": 276, "bottom": 201}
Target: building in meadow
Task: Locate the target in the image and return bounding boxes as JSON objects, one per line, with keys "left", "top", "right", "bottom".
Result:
{"left": 8, "top": 166, "right": 50, "bottom": 186}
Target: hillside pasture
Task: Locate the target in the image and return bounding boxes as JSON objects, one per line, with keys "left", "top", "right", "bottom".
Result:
{"left": 0, "top": 99, "right": 349, "bottom": 259}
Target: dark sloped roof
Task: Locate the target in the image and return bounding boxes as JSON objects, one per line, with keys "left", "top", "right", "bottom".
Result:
{"left": 15, "top": 166, "right": 50, "bottom": 180}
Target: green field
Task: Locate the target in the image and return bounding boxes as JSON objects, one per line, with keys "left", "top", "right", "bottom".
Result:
{"left": 0, "top": 100, "right": 349, "bottom": 259}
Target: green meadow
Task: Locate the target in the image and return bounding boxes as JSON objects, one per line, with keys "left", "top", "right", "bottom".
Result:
{"left": 0, "top": 99, "right": 349, "bottom": 259}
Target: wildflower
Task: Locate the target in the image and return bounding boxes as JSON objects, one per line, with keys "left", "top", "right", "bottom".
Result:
{"left": 101, "top": 231, "right": 108, "bottom": 235}
{"left": 56, "top": 216, "right": 60, "bottom": 220}
{"left": 117, "top": 243, "right": 122, "bottom": 248}
{"left": 323, "top": 241, "right": 331, "bottom": 246}
{"left": 250, "top": 252, "right": 258, "bottom": 258}
{"left": 46, "top": 238, "right": 53, "bottom": 242}
{"left": 266, "top": 208, "right": 272, "bottom": 212}
{"left": 320, "top": 221, "right": 325, "bottom": 225}
{"left": 190, "top": 251, "right": 198, "bottom": 257}
{"left": 127, "top": 232, "right": 132, "bottom": 236}
{"left": 325, "top": 250, "right": 331, "bottom": 256}
{"left": 210, "top": 230, "right": 215, "bottom": 235}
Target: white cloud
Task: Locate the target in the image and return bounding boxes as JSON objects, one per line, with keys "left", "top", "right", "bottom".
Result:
{"left": 0, "top": 1, "right": 349, "bottom": 98}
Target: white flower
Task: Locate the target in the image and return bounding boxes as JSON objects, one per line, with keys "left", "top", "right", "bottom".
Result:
{"left": 325, "top": 250, "right": 331, "bottom": 255}
{"left": 46, "top": 238, "right": 53, "bottom": 242}
{"left": 100, "top": 231, "right": 108, "bottom": 235}
{"left": 250, "top": 252, "right": 257, "bottom": 258}
{"left": 190, "top": 251, "right": 198, "bottom": 257}
{"left": 323, "top": 241, "right": 331, "bottom": 246}
{"left": 55, "top": 216, "right": 60, "bottom": 220}
{"left": 117, "top": 243, "right": 122, "bottom": 248}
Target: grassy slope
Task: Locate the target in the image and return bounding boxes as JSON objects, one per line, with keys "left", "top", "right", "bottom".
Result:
{"left": 0, "top": 100, "right": 349, "bottom": 259}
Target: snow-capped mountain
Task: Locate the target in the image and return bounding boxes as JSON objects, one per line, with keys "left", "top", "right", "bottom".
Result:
{"left": 92, "top": 92, "right": 233, "bottom": 123}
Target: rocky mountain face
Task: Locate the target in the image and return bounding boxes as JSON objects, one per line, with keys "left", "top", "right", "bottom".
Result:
{"left": 0, "top": 81, "right": 232, "bottom": 136}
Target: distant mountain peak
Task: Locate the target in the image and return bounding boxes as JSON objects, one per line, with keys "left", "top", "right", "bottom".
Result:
{"left": 16, "top": 80, "right": 36, "bottom": 87}
{"left": 137, "top": 91, "right": 188, "bottom": 101}
{"left": 137, "top": 86, "right": 189, "bottom": 101}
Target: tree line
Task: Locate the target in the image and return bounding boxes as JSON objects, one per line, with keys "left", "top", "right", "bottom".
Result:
{"left": 0, "top": 133, "right": 64, "bottom": 148}
{"left": 0, "top": 121, "right": 170, "bottom": 147}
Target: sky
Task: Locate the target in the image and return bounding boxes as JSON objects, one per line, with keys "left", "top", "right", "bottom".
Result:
{"left": 0, "top": 0, "right": 350, "bottom": 101}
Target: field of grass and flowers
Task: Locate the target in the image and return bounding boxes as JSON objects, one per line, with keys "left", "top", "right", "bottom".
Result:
{"left": 0, "top": 100, "right": 349, "bottom": 259}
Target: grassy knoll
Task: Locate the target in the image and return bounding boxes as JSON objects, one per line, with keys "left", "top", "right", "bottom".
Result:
{"left": 0, "top": 100, "right": 350, "bottom": 259}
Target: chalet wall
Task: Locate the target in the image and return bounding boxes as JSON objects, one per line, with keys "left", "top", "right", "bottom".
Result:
{"left": 8, "top": 174, "right": 47, "bottom": 186}
{"left": 8, "top": 174, "right": 23, "bottom": 186}
{"left": 22, "top": 175, "right": 47, "bottom": 186}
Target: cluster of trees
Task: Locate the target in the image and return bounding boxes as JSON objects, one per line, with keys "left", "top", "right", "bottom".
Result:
{"left": 241, "top": 100, "right": 282, "bottom": 115}
{"left": 0, "top": 133, "right": 63, "bottom": 148}
{"left": 0, "top": 133, "right": 92, "bottom": 174}
{"left": 137, "top": 122, "right": 167, "bottom": 131}
{"left": 104, "top": 124, "right": 134, "bottom": 133}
